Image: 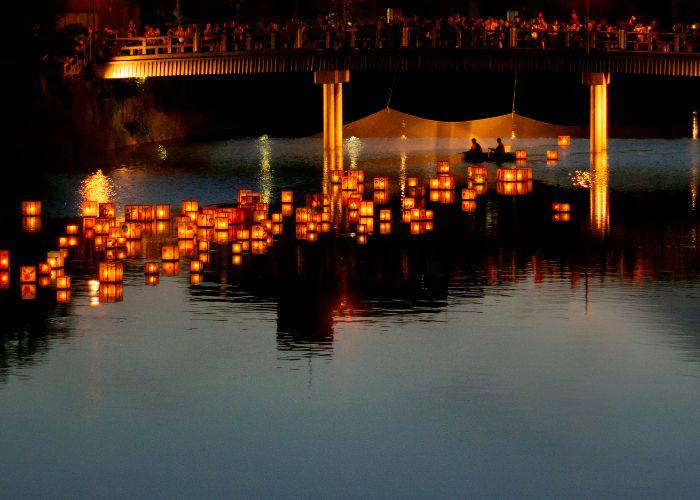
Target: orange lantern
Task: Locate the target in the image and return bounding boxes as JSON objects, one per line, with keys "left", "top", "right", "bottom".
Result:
{"left": 379, "top": 221, "right": 392, "bottom": 234}
{"left": 162, "top": 245, "right": 179, "bottom": 261}
{"left": 281, "top": 190, "right": 294, "bottom": 204}
{"left": 557, "top": 135, "right": 571, "bottom": 147}
{"left": 552, "top": 202, "right": 571, "bottom": 212}
{"left": 198, "top": 240, "right": 210, "bottom": 252}
{"left": 0, "top": 271, "right": 8, "bottom": 289}
{"left": 190, "top": 273, "right": 203, "bottom": 285}
{"left": 82, "top": 201, "right": 99, "bottom": 218}
{"left": 546, "top": 150, "right": 559, "bottom": 161}
{"left": 123, "top": 222, "right": 143, "bottom": 240}
{"left": 20, "top": 266, "right": 36, "bottom": 282}
{"left": 155, "top": 204, "right": 171, "bottom": 220}
{"left": 462, "top": 189, "right": 477, "bottom": 200}
{"left": 190, "top": 261, "right": 203, "bottom": 273}
{"left": 515, "top": 150, "right": 527, "bottom": 160}
{"left": 99, "top": 203, "right": 116, "bottom": 219}
{"left": 462, "top": 200, "right": 477, "bottom": 212}
{"left": 145, "top": 261, "right": 160, "bottom": 275}
{"left": 21, "top": 284, "right": 36, "bottom": 300}
{"left": 0, "top": 250, "right": 9, "bottom": 270}
{"left": 146, "top": 275, "right": 159, "bottom": 286}
{"left": 161, "top": 262, "right": 180, "bottom": 277}
{"left": 379, "top": 209, "right": 391, "bottom": 221}
{"left": 181, "top": 200, "right": 199, "bottom": 213}
{"left": 99, "top": 283, "right": 124, "bottom": 302}
{"left": 552, "top": 212, "right": 571, "bottom": 222}
{"left": 99, "top": 261, "right": 123, "bottom": 282}
{"left": 359, "top": 201, "right": 374, "bottom": 217}
{"left": 66, "top": 224, "right": 79, "bottom": 235}
{"left": 56, "top": 290, "right": 71, "bottom": 303}
{"left": 177, "top": 222, "right": 197, "bottom": 239}
{"left": 373, "top": 177, "right": 388, "bottom": 191}
{"left": 356, "top": 234, "right": 367, "bottom": 245}
{"left": 436, "top": 160, "right": 450, "bottom": 174}
{"left": 232, "top": 254, "right": 243, "bottom": 266}
{"left": 46, "top": 251, "right": 64, "bottom": 269}
{"left": 407, "top": 177, "right": 419, "bottom": 188}
{"left": 22, "top": 216, "right": 41, "bottom": 233}
{"left": 56, "top": 276, "right": 71, "bottom": 290}
{"left": 21, "top": 200, "right": 41, "bottom": 216}
{"left": 402, "top": 197, "right": 415, "bottom": 210}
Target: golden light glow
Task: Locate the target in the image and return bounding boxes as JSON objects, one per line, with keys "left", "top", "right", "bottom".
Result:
{"left": 346, "top": 136, "right": 363, "bottom": 170}
{"left": 21, "top": 201, "right": 41, "bottom": 216}
{"left": 258, "top": 135, "right": 273, "bottom": 204}
{"left": 80, "top": 170, "right": 115, "bottom": 213}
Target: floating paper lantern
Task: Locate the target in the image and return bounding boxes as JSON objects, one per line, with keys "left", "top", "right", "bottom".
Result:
{"left": 341, "top": 176, "right": 358, "bottom": 192}
{"left": 161, "top": 262, "right": 179, "bottom": 277}
{"left": 83, "top": 201, "right": 99, "bottom": 218}
{"left": 46, "top": 251, "right": 63, "bottom": 269}
{"left": 178, "top": 239, "right": 196, "bottom": 254}
{"left": 190, "top": 261, "right": 203, "bottom": 273}
{"left": 20, "top": 266, "right": 36, "bottom": 282}
{"left": 198, "top": 253, "right": 209, "bottom": 264}
{"left": 181, "top": 200, "right": 198, "bottom": 214}
{"left": 198, "top": 241, "right": 210, "bottom": 253}
{"left": 373, "top": 190, "right": 388, "bottom": 204}
{"left": 56, "top": 290, "right": 71, "bottom": 303}
{"left": 232, "top": 255, "right": 243, "bottom": 266}
{"left": 21, "top": 284, "right": 36, "bottom": 300}
{"left": 552, "top": 212, "right": 571, "bottom": 222}
{"left": 552, "top": 202, "right": 571, "bottom": 212}
{"left": 99, "top": 261, "right": 123, "bottom": 282}
{"left": 436, "top": 160, "right": 450, "bottom": 174}
{"left": 162, "top": 245, "right": 179, "bottom": 261}
{"left": 407, "top": 177, "right": 419, "bottom": 188}
{"left": 123, "top": 222, "right": 143, "bottom": 240}
{"left": 429, "top": 190, "right": 455, "bottom": 204}
{"left": 379, "top": 222, "right": 392, "bottom": 234}
{"left": 251, "top": 225, "right": 266, "bottom": 240}
{"left": 281, "top": 203, "right": 293, "bottom": 217}
{"left": 145, "top": 262, "right": 160, "bottom": 275}
{"left": 146, "top": 275, "right": 159, "bottom": 286}
{"left": 56, "top": 276, "right": 71, "bottom": 290}
{"left": 496, "top": 167, "right": 532, "bottom": 182}
{"left": 231, "top": 242, "right": 243, "bottom": 254}
{"left": 21, "top": 200, "right": 41, "bottom": 216}
{"left": 429, "top": 175, "right": 455, "bottom": 190}
{"left": 155, "top": 204, "right": 171, "bottom": 220}
{"left": 515, "top": 150, "right": 527, "bottom": 160}
{"left": 330, "top": 170, "right": 343, "bottom": 184}
{"left": 94, "top": 219, "right": 111, "bottom": 235}
{"left": 462, "top": 189, "right": 477, "bottom": 201}
{"left": 67, "top": 236, "right": 79, "bottom": 247}
{"left": 373, "top": 177, "right": 388, "bottom": 191}
{"left": 281, "top": 190, "right": 294, "bottom": 204}
{"left": 177, "top": 222, "right": 196, "bottom": 239}
{"left": 380, "top": 209, "right": 391, "bottom": 221}
{"left": 0, "top": 271, "right": 8, "bottom": 289}
{"left": 65, "top": 224, "right": 79, "bottom": 235}
{"left": 0, "top": 250, "right": 9, "bottom": 270}
{"left": 557, "top": 135, "right": 571, "bottom": 147}
{"left": 38, "top": 263, "right": 50, "bottom": 275}
{"left": 403, "top": 197, "right": 416, "bottom": 210}
{"left": 38, "top": 276, "right": 51, "bottom": 288}
{"left": 99, "top": 203, "right": 116, "bottom": 219}
{"left": 356, "top": 234, "right": 367, "bottom": 245}
{"left": 360, "top": 201, "right": 374, "bottom": 217}
{"left": 546, "top": 150, "right": 559, "bottom": 161}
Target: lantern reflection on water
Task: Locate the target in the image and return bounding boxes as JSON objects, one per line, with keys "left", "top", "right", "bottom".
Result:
{"left": 146, "top": 275, "right": 159, "bottom": 286}
{"left": 161, "top": 262, "right": 179, "bottom": 276}
{"left": 462, "top": 200, "right": 477, "bottom": 212}
{"left": 21, "top": 201, "right": 41, "bottom": 216}
{"left": 552, "top": 202, "right": 571, "bottom": 212}
{"left": 553, "top": 212, "right": 572, "bottom": 222}
{"left": 99, "top": 261, "right": 123, "bottom": 282}
{"left": 379, "top": 222, "right": 392, "bottom": 234}
{"left": 190, "top": 274, "right": 203, "bottom": 285}
{"left": 20, "top": 266, "right": 36, "bottom": 282}
{"left": 22, "top": 216, "right": 41, "bottom": 233}
{"left": 0, "top": 272, "right": 9, "bottom": 289}
{"left": 178, "top": 239, "right": 196, "bottom": 254}
{"left": 515, "top": 150, "right": 527, "bottom": 160}
{"left": 145, "top": 262, "right": 160, "bottom": 275}
{"left": 462, "top": 189, "right": 477, "bottom": 201}
{"left": 497, "top": 181, "right": 533, "bottom": 196}
{"left": 57, "top": 290, "right": 71, "bottom": 303}
{"left": 232, "top": 255, "right": 243, "bottom": 266}
{"left": 21, "top": 284, "right": 36, "bottom": 300}
{"left": 99, "top": 283, "right": 123, "bottom": 302}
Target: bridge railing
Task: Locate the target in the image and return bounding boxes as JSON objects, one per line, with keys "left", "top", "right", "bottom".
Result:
{"left": 107, "top": 28, "right": 697, "bottom": 57}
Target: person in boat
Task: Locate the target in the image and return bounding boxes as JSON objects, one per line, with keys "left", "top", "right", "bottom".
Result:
{"left": 470, "top": 138, "right": 483, "bottom": 154}
{"left": 490, "top": 138, "right": 505, "bottom": 155}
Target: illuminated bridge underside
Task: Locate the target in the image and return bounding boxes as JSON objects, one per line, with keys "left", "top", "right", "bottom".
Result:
{"left": 100, "top": 49, "right": 700, "bottom": 79}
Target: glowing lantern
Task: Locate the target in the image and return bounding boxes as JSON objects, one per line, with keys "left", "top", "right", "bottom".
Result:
{"left": 281, "top": 190, "right": 294, "bottom": 204}
{"left": 462, "top": 189, "right": 477, "bottom": 200}
{"left": 295, "top": 208, "right": 310, "bottom": 224}
{"left": 198, "top": 241, "right": 210, "bottom": 252}
{"left": 190, "top": 261, "right": 203, "bottom": 273}
{"left": 88, "top": 280, "right": 100, "bottom": 295}
{"left": 231, "top": 243, "right": 243, "bottom": 254}
{"left": 145, "top": 262, "right": 160, "bottom": 275}
{"left": 177, "top": 222, "right": 197, "bottom": 240}
{"left": 373, "top": 190, "right": 388, "bottom": 204}
{"left": 557, "top": 135, "right": 571, "bottom": 147}
{"left": 232, "top": 255, "right": 243, "bottom": 266}
{"left": 178, "top": 239, "right": 196, "bottom": 254}
{"left": 373, "top": 177, "right": 388, "bottom": 190}
{"left": 190, "top": 274, "right": 202, "bottom": 285}
{"left": 181, "top": 200, "right": 199, "bottom": 214}
{"left": 546, "top": 150, "right": 559, "bottom": 161}
{"left": 330, "top": 170, "right": 342, "bottom": 184}
{"left": 198, "top": 253, "right": 209, "bottom": 264}
{"left": 21, "top": 201, "right": 41, "bottom": 216}
{"left": 99, "top": 203, "right": 116, "bottom": 219}
{"left": 46, "top": 251, "right": 63, "bottom": 269}
{"left": 21, "top": 284, "right": 36, "bottom": 300}
{"left": 20, "top": 266, "right": 36, "bottom": 282}
{"left": 341, "top": 176, "right": 358, "bottom": 191}
{"left": 83, "top": 201, "right": 99, "bottom": 218}
{"left": 403, "top": 197, "right": 415, "bottom": 210}
{"left": 67, "top": 236, "right": 79, "bottom": 247}
{"left": 161, "top": 262, "right": 179, "bottom": 277}
{"left": 38, "top": 276, "right": 51, "bottom": 288}
{"left": 407, "top": 177, "right": 419, "bottom": 188}
{"left": 306, "top": 232, "right": 318, "bottom": 243}
{"left": 436, "top": 161, "right": 450, "bottom": 174}
{"left": 497, "top": 181, "right": 533, "bottom": 196}
{"left": 155, "top": 204, "right": 171, "bottom": 220}
{"left": 65, "top": 224, "right": 79, "bottom": 235}
{"left": 380, "top": 209, "right": 392, "bottom": 221}
{"left": 281, "top": 203, "right": 293, "bottom": 217}
{"left": 552, "top": 202, "right": 571, "bottom": 212}
{"left": 94, "top": 219, "right": 111, "bottom": 235}
{"left": 56, "top": 276, "right": 71, "bottom": 290}
{"left": 162, "top": 245, "right": 179, "bottom": 261}
{"left": 515, "top": 150, "right": 527, "bottom": 160}
{"left": 462, "top": 200, "right": 477, "bottom": 212}
{"left": 0, "top": 271, "right": 8, "bottom": 289}
{"left": 359, "top": 217, "right": 374, "bottom": 233}
{"left": 38, "top": 263, "right": 50, "bottom": 275}
{"left": 357, "top": 234, "right": 367, "bottom": 245}
{"left": 146, "top": 275, "right": 159, "bottom": 286}
{"left": 98, "top": 261, "right": 123, "bottom": 282}
{"left": 497, "top": 167, "right": 532, "bottom": 182}
{"left": 56, "top": 290, "right": 71, "bottom": 303}
{"left": 0, "top": 251, "right": 9, "bottom": 270}
{"left": 553, "top": 212, "right": 571, "bottom": 222}
{"left": 360, "top": 201, "right": 374, "bottom": 217}
{"left": 271, "top": 213, "right": 283, "bottom": 223}
{"left": 123, "top": 222, "right": 143, "bottom": 240}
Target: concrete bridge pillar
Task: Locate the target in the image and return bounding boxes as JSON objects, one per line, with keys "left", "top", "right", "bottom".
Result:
{"left": 315, "top": 71, "right": 350, "bottom": 166}
{"left": 583, "top": 73, "right": 610, "bottom": 153}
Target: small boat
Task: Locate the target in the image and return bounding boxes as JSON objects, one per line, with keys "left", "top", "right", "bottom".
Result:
{"left": 462, "top": 151, "right": 516, "bottom": 164}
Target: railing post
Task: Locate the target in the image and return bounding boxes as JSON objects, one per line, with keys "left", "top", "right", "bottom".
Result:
{"left": 245, "top": 33, "right": 252, "bottom": 50}
{"left": 375, "top": 26, "right": 381, "bottom": 49}
{"left": 141, "top": 37, "right": 147, "bottom": 55}
{"left": 584, "top": 29, "right": 591, "bottom": 53}
{"left": 220, "top": 34, "right": 226, "bottom": 52}
{"left": 349, "top": 30, "right": 356, "bottom": 49}
{"left": 564, "top": 30, "right": 570, "bottom": 49}
{"left": 325, "top": 31, "right": 331, "bottom": 49}
{"left": 618, "top": 29, "right": 626, "bottom": 50}
{"left": 193, "top": 33, "right": 200, "bottom": 52}
{"left": 674, "top": 33, "right": 681, "bottom": 52}
{"left": 167, "top": 36, "right": 173, "bottom": 53}
{"left": 480, "top": 28, "right": 487, "bottom": 48}
{"left": 295, "top": 27, "right": 304, "bottom": 49}
{"left": 270, "top": 33, "right": 276, "bottom": 50}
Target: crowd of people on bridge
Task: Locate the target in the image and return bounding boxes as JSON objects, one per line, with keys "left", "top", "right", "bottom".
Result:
{"left": 104, "top": 11, "right": 699, "bottom": 52}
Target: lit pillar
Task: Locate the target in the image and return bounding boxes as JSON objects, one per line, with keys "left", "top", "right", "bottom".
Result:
{"left": 314, "top": 70, "right": 350, "bottom": 162}
{"left": 322, "top": 85, "right": 329, "bottom": 150}
{"left": 325, "top": 83, "right": 336, "bottom": 152}
{"left": 583, "top": 73, "right": 610, "bottom": 153}
{"left": 334, "top": 82, "right": 343, "bottom": 167}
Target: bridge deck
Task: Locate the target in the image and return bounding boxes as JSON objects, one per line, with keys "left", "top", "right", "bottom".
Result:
{"left": 99, "top": 49, "right": 700, "bottom": 79}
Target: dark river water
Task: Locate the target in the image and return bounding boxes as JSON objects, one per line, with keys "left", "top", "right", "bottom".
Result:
{"left": 0, "top": 137, "right": 699, "bottom": 498}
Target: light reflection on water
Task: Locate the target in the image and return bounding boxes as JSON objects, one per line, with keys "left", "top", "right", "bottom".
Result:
{"left": 0, "top": 137, "right": 699, "bottom": 498}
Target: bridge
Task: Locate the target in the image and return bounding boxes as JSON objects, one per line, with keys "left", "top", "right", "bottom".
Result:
{"left": 97, "top": 30, "right": 700, "bottom": 156}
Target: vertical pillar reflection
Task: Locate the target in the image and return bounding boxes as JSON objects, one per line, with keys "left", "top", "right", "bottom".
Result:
{"left": 590, "top": 152, "right": 609, "bottom": 236}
